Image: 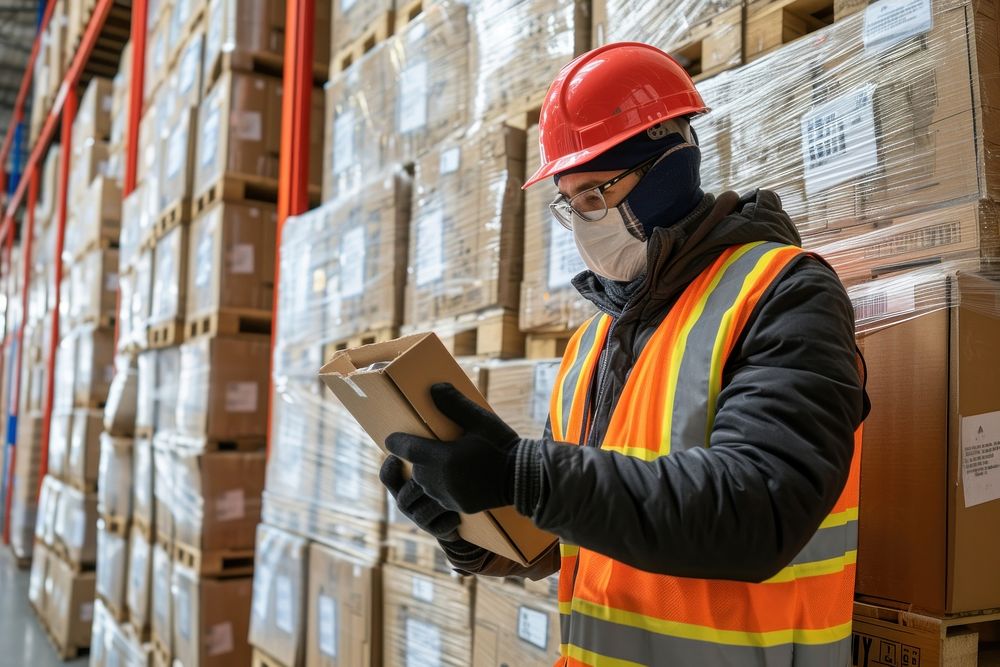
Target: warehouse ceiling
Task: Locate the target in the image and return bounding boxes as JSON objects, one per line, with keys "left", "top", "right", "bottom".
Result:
{"left": 0, "top": 1, "right": 39, "bottom": 138}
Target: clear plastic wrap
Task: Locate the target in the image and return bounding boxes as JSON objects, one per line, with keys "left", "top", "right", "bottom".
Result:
{"left": 126, "top": 527, "right": 153, "bottom": 631}
{"left": 127, "top": 247, "right": 154, "bottom": 350}
{"left": 469, "top": 0, "right": 585, "bottom": 122}
{"left": 136, "top": 350, "right": 156, "bottom": 433}
{"left": 249, "top": 523, "right": 309, "bottom": 665}
{"left": 155, "top": 346, "right": 181, "bottom": 431}
{"left": 171, "top": 563, "right": 254, "bottom": 667}
{"left": 520, "top": 123, "right": 594, "bottom": 333}
{"left": 186, "top": 201, "right": 277, "bottom": 319}
{"left": 63, "top": 175, "right": 120, "bottom": 264}
{"left": 159, "top": 107, "right": 199, "bottom": 219}
{"left": 67, "top": 139, "right": 112, "bottom": 209}
{"left": 118, "top": 185, "right": 144, "bottom": 274}
{"left": 330, "top": 0, "right": 392, "bottom": 54}
{"left": 691, "top": 0, "right": 1000, "bottom": 246}
{"left": 10, "top": 415, "right": 45, "bottom": 558}
{"left": 73, "top": 324, "right": 116, "bottom": 408}
{"left": 35, "top": 474, "right": 61, "bottom": 547}
{"left": 383, "top": 563, "right": 474, "bottom": 667}
{"left": 175, "top": 334, "right": 271, "bottom": 441}
{"left": 385, "top": 500, "right": 453, "bottom": 576}
{"left": 133, "top": 436, "right": 155, "bottom": 529}
{"left": 53, "top": 332, "right": 77, "bottom": 414}
{"left": 28, "top": 541, "right": 49, "bottom": 612}
{"left": 95, "top": 520, "right": 129, "bottom": 615}
{"left": 150, "top": 224, "right": 189, "bottom": 326}
{"left": 68, "top": 247, "right": 119, "bottom": 326}
{"left": 171, "top": 447, "right": 266, "bottom": 553}
{"left": 151, "top": 541, "right": 173, "bottom": 651}
{"left": 97, "top": 433, "right": 133, "bottom": 519}
{"left": 104, "top": 353, "right": 138, "bottom": 436}
{"left": 280, "top": 169, "right": 410, "bottom": 346}
{"left": 92, "top": 598, "right": 152, "bottom": 667}
{"left": 48, "top": 411, "right": 73, "bottom": 480}
{"left": 68, "top": 408, "right": 103, "bottom": 491}
{"left": 54, "top": 483, "right": 98, "bottom": 566}
{"left": 472, "top": 579, "right": 561, "bottom": 666}
{"left": 153, "top": 433, "right": 175, "bottom": 541}
{"left": 404, "top": 124, "right": 526, "bottom": 325}
{"left": 167, "top": 24, "right": 205, "bottom": 121}
{"left": 72, "top": 76, "right": 114, "bottom": 150}
{"left": 44, "top": 547, "right": 96, "bottom": 653}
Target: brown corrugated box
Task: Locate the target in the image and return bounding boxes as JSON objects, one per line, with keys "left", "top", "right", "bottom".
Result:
{"left": 185, "top": 200, "right": 277, "bottom": 319}
{"left": 69, "top": 247, "right": 118, "bottom": 325}
{"left": 172, "top": 448, "right": 266, "bottom": 553}
{"left": 48, "top": 411, "right": 72, "bottom": 480}
{"left": 67, "top": 408, "right": 103, "bottom": 489}
{"left": 104, "top": 354, "right": 138, "bottom": 437}
{"left": 72, "top": 76, "right": 114, "bottom": 148}
{"left": 46, "top": 554, "right": 96, "bottom": 652}
{"left": 306, "top": 543, "right": 381, "bottom": 667}
{"left": 168, "top": 22, "right": 205, "bottom": 121}
{"left": 65, "top": 175, "right": 121, "bottom": 261}
{"left": 175, "top": 334, "right": 271, "bottom": 441}
{"left": 383, "top": 564, "right": 474, "bottom": 667}
{"left": 856, "top": 270, "right": 1000, "bottom": 613}
{"left": 73, "top": 324, "right": 116, "bottom": 407}
{"left": 97, "top": 433, "right": 133, "bottom": 519}
{"left": 68, "top": 139, "right": 111, "bottom": 207}
{"left": 126, "top": 527, "right": 154, "bottom": 632}
{"left": 153, "top": 434, "right": 175, "bottom": 541}
{"left": 96, "top": 521, "right": 129, "bottom": 615}
{"left": 472, "top": 580, "right": 560, "bottom": 667}
{"left": 150, "top": 224, "right": 190, "bottom": 327}
{"left": 330, "top": 0, "right": 391, "bottom": 54}
{"left": 55, "top": 485, "right": 98, "bottom": 566}
{"left": 485, "top": 359, "right": 561, "bottom": 439}
{"left": 159, "top": 107, "right": 199, "bottom": 219}
{"left": 172, "top": 565, "right": 254, "bottom": 667}
{"left": 248, "top": 524, "right": 309, "bottom": 666}
{"left": 320, "top": 333, "right": 557, "bottom": 566}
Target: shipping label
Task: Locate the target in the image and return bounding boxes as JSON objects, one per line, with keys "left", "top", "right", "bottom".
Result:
{"left": 333, "top": 110, "right": 356, "bottom": 176}
{"left": 215, "top": 489, "right": 245, "bottom": 521}
{"left": 399, "top": 61, "right": 429, "bottom": 134}
{"left": 801, "top": 84, "right": 878, "bottom": 196}
{"left": 339, "top": 225, "right": 366, "bottom": 297}
{"left": 517, "top": 606, "right": 549, "bottom": 650}
{"left": 863, "top": 0, "right": 932, "bottom": 54}
{"left": 275, "top": 575, "right": 295, "bottom": 634}
{"left": 225, "top": 381, "right": 259, "bottom": 413}
{"left": 961, "top": 411, "right": 1000, "bottom": 508}
{"left": 319, "top": 594, "right": 338, "bottom": 657}
{"left": 411, "top": 575, "right": 435, "bottom": 603}
{"left": 227, "top": 243, "right": 255, "bottom": 275}
{"left": 415, "top": 211, "right": 444, "bottom": 286}
{"left": 206, "top": 622, "right": 234, "bottom": 656}
{"left": 406, "top": 618, "right": 442, "bottom": 667}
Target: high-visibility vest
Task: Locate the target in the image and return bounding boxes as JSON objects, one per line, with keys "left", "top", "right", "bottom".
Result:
{"left": 548, "top": 241, "right": 863, "bottom": 667}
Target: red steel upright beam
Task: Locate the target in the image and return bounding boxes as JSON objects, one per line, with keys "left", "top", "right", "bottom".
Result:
{"left": 123, "top": 0, "right": 147, "bottom": 196}
{"left": 269, "top": 0, "right": 316, "bottom": 459}
{"left": 36, "top": 88, "right": 76, "bottom": 499}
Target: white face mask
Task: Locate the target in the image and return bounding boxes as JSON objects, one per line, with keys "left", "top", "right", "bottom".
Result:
{"left": 571, "top": 207, "right": 647, "bottom": 282}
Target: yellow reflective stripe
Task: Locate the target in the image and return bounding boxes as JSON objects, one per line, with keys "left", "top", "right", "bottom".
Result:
{"left": 559, "top": 601, "right": 573, "bottom": 616}
{"left": 660, "top": 242, "right": 763, "bottom": 453}
{"left": 570, "top": 597, "right": 854, "bottom": 648}
{"left": 561, "top": 544, "right": 580, "bottom": 557}
{"left": 561, "top": 642, "right": 647, "bottom": 667}
{"left": 705, "top": 246, "right": 795, "bottom": 444}
{"left": 765, "top": 550, "right": 857, "bottom": 584}
{"left": 552, "top": 360, "right": 567, "bottom": 441}
{"left": 819, "top": 507, "right": 858, "bottom": 529}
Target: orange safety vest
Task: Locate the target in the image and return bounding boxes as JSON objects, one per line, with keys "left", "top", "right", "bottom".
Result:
{"left": 549, "top": 241, "right": 863, "bottom": 667}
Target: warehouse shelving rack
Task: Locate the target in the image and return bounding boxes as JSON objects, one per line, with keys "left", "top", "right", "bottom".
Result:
{"left": 0, "top": 0, "right": 315, "bottom": 544}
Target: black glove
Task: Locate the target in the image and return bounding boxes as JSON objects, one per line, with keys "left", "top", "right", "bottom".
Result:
{"left": 379, "top": 454, "right": 462, "bottom": 542}
{"left": 385, "top": 382, "right": 519, "bottom": 514}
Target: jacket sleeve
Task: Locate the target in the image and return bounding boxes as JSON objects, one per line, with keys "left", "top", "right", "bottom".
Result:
{"left": 528, "top": 257, "right": 865, "bottom": 582}
{"left": 438, "top": 538, "right": 561, "bottom": 579}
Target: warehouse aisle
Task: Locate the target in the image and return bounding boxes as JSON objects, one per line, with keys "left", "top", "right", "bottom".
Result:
{"left": 0, "top": 548, "right": 87, "bottom": 667}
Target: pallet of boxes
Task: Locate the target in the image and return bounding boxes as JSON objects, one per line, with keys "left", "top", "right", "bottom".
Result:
{"left": 675, "top": 0, "right": 1000, "bottom": 661}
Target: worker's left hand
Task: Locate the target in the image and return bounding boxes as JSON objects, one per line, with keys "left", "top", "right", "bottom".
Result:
{"left": 385, "top": 382, "right": 519, "bottom": 514}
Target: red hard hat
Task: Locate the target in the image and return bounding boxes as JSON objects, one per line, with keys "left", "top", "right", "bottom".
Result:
{"left": 523, "top": 42, "right": 709, "bottom": 189}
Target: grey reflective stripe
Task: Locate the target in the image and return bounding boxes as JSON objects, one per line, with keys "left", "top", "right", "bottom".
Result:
{"left": 790, "top": 519, "right": 858, "bottom": 566}
{"left": 559, "top": 316, "right": 603, "bottom": 442}
{"left": 563, "top": 611, "right": 852, "bottom": 667}
{"left": 670, "top": 242, "right": 792, "bottom": 452}
{"left": 561, "top": 613, "right": 571, "bottom": 646}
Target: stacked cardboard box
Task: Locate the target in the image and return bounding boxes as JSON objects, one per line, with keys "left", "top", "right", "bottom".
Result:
{"left": 472, "top": 579, "right": 561, "bottom": 666}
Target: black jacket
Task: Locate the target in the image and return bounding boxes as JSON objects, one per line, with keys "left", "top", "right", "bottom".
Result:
{"left": 442, "top": 190, "right": 869, "bottom": 582}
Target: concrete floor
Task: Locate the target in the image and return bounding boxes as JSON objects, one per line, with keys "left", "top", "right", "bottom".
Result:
{"left": 0, "top": 546, "right": 88, "bottom": 667}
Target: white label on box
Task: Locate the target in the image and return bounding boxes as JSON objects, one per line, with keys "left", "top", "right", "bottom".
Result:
{"left": 105, "top": 272, "right": 119, "bottom": 292}
{"left": 800, "top": 84, "right": 878, "bottom": 196}
{"left": 439, "top": 147, "right": 460, "bottom": 174}
{"left": 177, "top": 586, "right": 192, "bottom": 640}
{"left": 80, "top": 601, "right": 94, "bottom": 622}
{"left": 415, "top": 211, "right": 444, "bottom": 286}
{"left": 318, "top": 594, "right": 338, "bottom": 657}
{"left": 253, "top": 567, "right": 272, "bottom": 620}
{"left": 863, "top": 0, "right": 932, "bottom": 54}
{"left": 517, "top": 606, "right": 549, "bottom": 650}
{"left": 547, "top": 217, "right": 586, "bottom": 289}
{"left": 333, "top": 111, "right": 355, "bottom": 176}
{"left": 225, "top": 382, "right": 259, "bottom": 413}
{"left": 398, "top": 61, "right": 428, "bottom": 134}
{"left": 851, "top": 286, "right": 916, "bottom": 324}
{"left": 406, "top": 619, "right": 441, "bottom": 667}
{"left": 532, "top": 362, "right": 561, "bottom": 426}
{"left": 411, "top": 576, "right": 435, "bottom": 603}
{"left": 227, "top": 243, "right": 255, "bottom": 274}
{"left": 202, "top": 108, "right": 220, "bottom": 167}
{"left": 232, "top": 110, "right": 263, "bottom": 142}
{"left": 341, "top": 0, "right": 358, "bottom": 10}
{"left": 275, "top": 575, "right": 295, "bottom": 634}
{"left": 312, "top": 268, "right": 327, "bottom": 294}
{"left": 961, "top": 411, "right": 1000, "bottom": 508}
{"left": 206, "top": 621, "right": 234, "bottom": 656}
{"left": 215, "top": 489, "right": 245, "bottom": 521}
{"left": 339, "top": 226, "right": 366, "bottom": 297}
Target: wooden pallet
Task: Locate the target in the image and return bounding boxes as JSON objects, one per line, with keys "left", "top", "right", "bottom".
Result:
{"left": 524, "top": 331, "right": 574, "bottom": 359}
{"left": 153, "top": 198, "right": 190, "bottom": 242}
{"left": 395, "top": 0, "right": 426, "bottom": 30}
{"left": 101, "top": 513, "right": 130, "bottom": 537}
{"left": 74, "top": 313, "right": 116, "bottom": 331}
{"left": 405, "top": 308, "right": 525, "bottom": 358}
{"left": 152, "top": 633, "right": 171, "bottom": 667}
{"left": 185, "top": 307, "right": 272, "bottom": 340}
{"left": 322, "top": 325, "right": 399, "bottom": 357}
{"left": 148, "top": 318, "right": 186, "bottom": 349}
{"left": 204, "top": 49, "right": 328, "bottom": 95}
{"left": 124, "top": 617, "right": 152, "bottom": 644}
{"left": 852, "top": 599, "right": 1000, "bottom": 667}
{"left": 252, "top": 647, "right": 292, "bottom": 667}
{"left": 172, "top": 540, "right": 255, "bottom": 577}
{"left": 133, "top": 515, "right": 154, "bottom": 541}
{"left": 670, "top": 6, "right": 744, "bottom": 80}
{"left": 332, "top": 10, "right": 395, "bottom": 74}
{"left": 98, "top": 591, "right": 128, "bottom": 623}
{"left": 193, "top": 174, "right": 281, "bottom": 217}
{"left": 134, "top": 425, "right": 154, "bottom": 440}
{"left": 155, "top": 528, "right": 173, "bottom": 551}
{"left": 66, "top": 476, "right": 99, "bottom": 494}
{"left": 745, "top": 0, "right": 834, "bottom": 61}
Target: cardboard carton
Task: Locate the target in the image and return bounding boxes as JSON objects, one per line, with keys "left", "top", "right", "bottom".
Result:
{"left": 136, "top": 350, "right": 156, "bottom": 433}
{"left": 126, "top": 527, "right": 153, "bottom": 631}
{"left": 73, "top": 324, "right": 116, "bottom": 408}
{"left": 54, "top": 485, "right": 98, "bottom": 566}
{"left": 485, "top": 359, "right": 561, "bottom": 439}
{"left": 156, "top": 346, "right": 181, "bottom": 431}
{"left": 48, "top": 411, "right": 72, "bottom": 480}
{"left": 249, "top": 524, "right": 309, "bottom": 666}
{"left": 104, "top": 354, "right": 138, "bottom": 437}
{"left": 96, "top": 521, "right": 129, "bottom": 615}
{"left": 151, "top": 542, "right": 173, "bottom": 654}
{"left": 46, "top": 553, "right": 96, "bottom": 652}
{"left": 150, "top": 224, "right": 190, "bottom": 326}
{"left": 133, "top": 436, "right": 155, "bottom": 529}
{"left": 320, "top": 333, "right": 557, "bottom": 566}
{"left": 153, "top": 434, "right": 175, "bottom": 541}
{"left": 97, "top": 434, "right": 133, "bottom": 519}
{"left": 29, "top": 541, "right": 50, "bottom": 614}
{"left": 305, "top": 543, "right": 381, "bottom": 667}
{"left": 69, "top": 247, "right": 119, "bottom": 326}
{"left": 472, "top": 580, "right": 560, "bottom": 666}
{"left": 67, "top": 408, "right": 103, "bottom": 489}
{"left": 172, "top": 565, "right": 254, "bottom": 667}
{"left": 73, "top": 76, "right": 114, "bottom": 148}
{"left": 330, "top": 0, "right": 391, "bottom": 54}
{"left": 159, "top": 107, "right": 199, "bottom": 219}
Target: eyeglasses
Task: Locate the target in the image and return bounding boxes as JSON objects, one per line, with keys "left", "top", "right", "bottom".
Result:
{"left": 549, "top": 156, "right": 658, "bottom": 229}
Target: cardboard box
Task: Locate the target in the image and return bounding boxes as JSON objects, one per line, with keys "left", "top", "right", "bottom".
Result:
{"left": 68, "top": 140, "right": 112, "bottom": 208}
{"left": 96, "top": 520, "right": 129, "bottom": 615}
{"left": 305, "top": 543, "right": 381, "bottom": 667}
{"left": 46, "top": 553, "right": 96, "bottom": 652}
{"left": 320, "top": 333, "right": 557, "bottom": 566}
{"left": 172, "top": 565, "right": 254, "bottom": 667}
{"left": 172, "top": 448, "right": 266, "bottom": 553}
{"left": 126, "top": 527, "right": 153, "bottom": 631}
{"left": 48, "top": 411, "right": 73, "bottom": 481}
{"left": 73, "top": 324, "right": 116, "bottom": 407}
{"left": 129, "top": 247, "right": 154, "bottom": 350}
{"left": 150, "top": 224, "right": 190, "bottom": 326}
{"left": 176, "top": 334, "right": 271, "bottom": 441}
{"left": 67, "top": 408, "right": 103, "bottom": 489}
{"left": 185, "top": 200, "right": 277, "bottom": 319}
{"left": 136, "top": 350, "right": 156, "bottom": 433}
{"left": 167, "top": 23, "right": 204, "bottom": 121}
{"left": 592, "top": 0, "right": 740, "bottom": 53}
{"left": 36, "top": 475, "right": 62, "bottom": 547}
{"left": 854, "top": 270, "right": 1000, "bottom": 613}
{"left": 97, "top": 433, "right": 133, "bottom": 519}
{"left": 194, "top": 70, "right": 323, "bottom": 198}
{"left": 382, "top": 564, "right": 473, "bottom": 667}
{"left": 104, "top": 354, "right": 138, "bottom": 437}
{"left": 151, "top": 542, "right": 173, "bottom": 653}
{"left": 330, "top": 0, "right": 391, "bottom": 54}
{"left": 73, "top": 76, "right": 114, "bottom": 148}
{"left": 486, "top": 359, "right": 561, "bottom": 439}
{"left": 29, "top": 540, "right": 50, "bottom": 614}
{"left": 405, "top": 125, "right": 526, "bottom": 325}
{"left": 249, "top": 524, "right": 309, "bottom": 666}
{"left": 153, "top": 435, "right": 175, "bottom": 542}
{"left": 54, "top": 485, "right": 98, "bottom": 566}
{"left": 159, "top": 107, "right": 199, "bottom": 219}
{"left": 133, "top": 436, "right": 155, "bottom": 529}
{"left": 65, "top": 175, "right": 121, "bottom": 262}
{"left": 472, "top": 580, "right": 561, "bottom": 666}
{"left": 156, "top": 346, "right": 182, "bottom": 432}
{"left": 69, "top": 247, "right": 119, "bottom": 325}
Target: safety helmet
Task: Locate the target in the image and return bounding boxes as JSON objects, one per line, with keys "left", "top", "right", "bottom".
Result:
{"left": 523, "top": 42, "right": 708, "bottom": 189}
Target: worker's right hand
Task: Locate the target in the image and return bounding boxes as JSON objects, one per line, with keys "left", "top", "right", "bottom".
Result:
{"left": 379, "top": 454, "right": 462, "bottom": 542}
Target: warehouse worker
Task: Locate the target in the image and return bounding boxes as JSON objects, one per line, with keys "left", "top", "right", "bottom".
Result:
{"left": 380, "top": 42, "right": 869, "bottom": 666}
